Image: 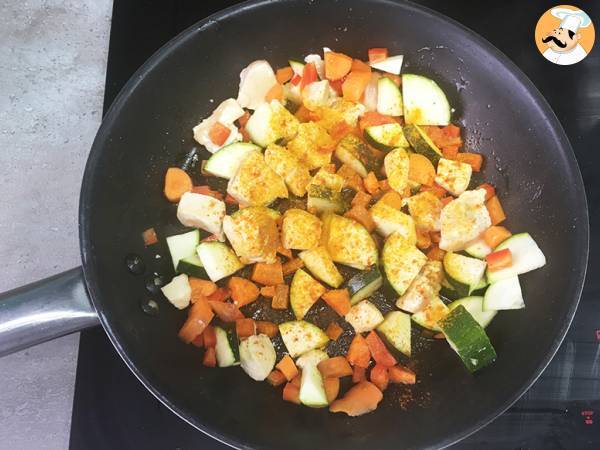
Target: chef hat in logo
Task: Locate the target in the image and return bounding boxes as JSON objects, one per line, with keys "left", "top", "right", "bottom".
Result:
{"left": 551, "top": 7, "right": 592, "bottom": 33}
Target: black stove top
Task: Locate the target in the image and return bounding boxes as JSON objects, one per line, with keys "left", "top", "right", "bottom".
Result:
{"left": 69, "top": 1, "right": 600, "bottom": 448}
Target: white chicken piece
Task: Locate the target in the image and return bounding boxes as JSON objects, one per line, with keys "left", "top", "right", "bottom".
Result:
{"left": 222, "top": 207, "right": 280, "bottom": 264}
{"left": 302, "top": 80, "right": 332, "bottom": 111}
{"left": 192, "top": 98, "right": 244, "bottom": 153}
{"left": 439, "top": 189, "right": 492, "bottom": 252}
{"left": 237, "top": 60, "right": 278, "bottom": 110}
{"left": 176, "top": 192, "right": 226, "bottom": 241}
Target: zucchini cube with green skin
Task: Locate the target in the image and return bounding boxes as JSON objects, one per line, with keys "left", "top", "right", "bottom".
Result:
{"left": 384, "top": 147, "right": 410, "bottom": 194}
{"left": 245, "top": 99, "right": 299, "bottom": 147}
{"left": 279, "top": 320, "right": 329, "bottom": 358}
{"left": 443, "top": 252, "right": 487, "bottom": 297}
{"left": 439, "top": 189, "right": 491, "bottom": 252}
{"left": 281, "top": 209, "right": 322, "bottom": 250}
{"left": 310, "top": 167, "right": 346, "bottom": 193}
{"left": 196, "top": 242, "right": 244, "bottom": 282}
{"left": 411, "top": 296, "right": 449, "bottom": 331}
{"left": 298, "top": 246, "right": 344, "bottom": 288}
{"left": 307, "top": 185, "right": 346, "bottom": 214}
{"left": 364, "top": 123, "right": 409, "bottom": 152}
{"left": 346, "top": 266, "right": 384, "bottom": 305}
{"left": 382, "top": 231, "right": 427, "bottom": 296}
{"left": 296, "top": 350, "right": 329, "bottom": 408}
{"left": 449, "top": 296, "right": 497, "bottom": 328}
{"left": 345, "top": 300, "right": 384, "bottom": 333}
{"left": 434, "top": 158, "right": 472, "bottom": 196}
{"left": 370, "top": 198, "right": 417, "bottom": 242}
{"left": 378, "top": 311, "right": 411, "bottom": 357}
{"left": 287, "top": 122, "right": 334, "bottom": 170}
{"left": 334, "top": 134, "right": 379, "bottom": 178}
{"left": 226, "top": 151, "right": 288, "bottom": 206}
{"left": 290, "top": 269, "right": 327, "bottom": 320}
{"left": 402, "top": 74, "right": 451, "bottom": 126}
{"left": 376, "top": 77, "right": 403, "bottom": 116}
{"left": 204, "top": 142, "right": 261, "bottom": 179}
{"left": 321, "top": 214, "right": 379, "bottom": 270}
{"left": 396, "top": 260, "right": 443, "bottom": 313}
{"left": 404, "top": 191, "right": 443, "bottom": 232}
{"left": 264, "top": 144, "right": 312, "bottom": 197}
{"left": 403, "top": 124, "right": 443, "bottom": 164}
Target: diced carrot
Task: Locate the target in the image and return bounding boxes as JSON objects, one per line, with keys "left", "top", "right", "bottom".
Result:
{"left": 277, "top": 245, "right": 293, "bottom": 259}
{"left": 202, "top": 347, "right": 217, "bottom": 367}
{"left": 344, "top": 205, "right": 375, "bottom": 232}
{"left": 276, "top": 66, "right": 294, "bottom": 84}
{"left": 238, "top": 111, "right": 251, "bottom": 127}
{"left": 265, "top": 82, "right": 284, "bottom": 102}
{"left": 329, "top": 121, "right": 353, "bottom": 141}
{"left": 329, "top": 381, "right": 383, "bottom": 416}
{"left": 225, "top": 194, "right": 238, "bottom": 205}
{"left": 208, "top": 121, "right": 231, "bottom": 146}
{"left": 342, "top": 70, "right": 371, "bottom": 102}
{"left": 142, "top": 227, "right": 158, "bottom": 246}
{"left": 388, "top": 365, "right": 416, "bottom": 384}
{"left": 347, "top": 334, "right": 371, "bottom": 368}
{"left": 324, "top": 377, "right": 341, "bottom": 403}
{"left": 326, "top": 322, "right": 344, "bottom": 341}
{"left": 322, "top": 289, "right": 352, "bottom": 316}
{"left": 370, "top": 364, "right": 389, "bottom": 392}
{"left": 423, "top": 125, "right": 462, "bottom": 148}
{"left": 456, "top": 152, "right": 483, "bottom": 172}
{"left": 329, "top": 78, "right": 344, "bottom": 95}
{"left": 164, "top": 167, "right": 192, "bottom": 202}
{"left": 201, "top": 234, "right": 220, "bottom": 242}
{"left": 368, "top": 47, "right": 388, "bottom": 63}
{"left": 282, "top": 383, "right": 301, "bottom": 404}
{"left": 267, "top": 369, "right": 287, "bottom": 386}
{"left": 433, "top": 332, "right": 446, "bottom": 340}
{"left": 191, "top": 185, "right": 224, "bottom": 200}
{"left": 416, "top": 229, "right": 431, "bottom": 250}
{"left": 178, "top": 298, "right": 214, "bottom": 344}
{"left": 379, "top": 191, "right": 403, "bottom": 209}
{"left": 300, "top": 62, "right": 318, "bottom": 90}
{"left": 256, "top": 321, "right": 279, "bottom": 338}
{"left": 358, "top": 111, "right": 396, "bottom": 133}
{"left": 318, "top": 356, "right": 353, "bottom": 378}
{"left": 441, "top": 196, "right": 454, "bottom": 207}
{"left": 351, "top": 59, "right": 371, "bottom": 73}
{"left": 228, "top": 277, "right": 260, "bottom": 307}
{"left": 260, "top": 285, "right": 276, "bottom": 297}
{"left": 352, "top": 366, "right": 367, "bottom": 383}
{"left": 208, "top": 301, "right": 244, "bottom": 322}
{"left": 427, "top": 245, "right": 446, "bottom": 261}
{"left": 420, "top": 184, "right": 447, "bottom": 198}
{"left": 379, "top": 179, "right": 391, "bottom": 192}
{"left": 202, "top": 325, "right": 217, "bottom": 348}
{"left": 190, "top": 279, "right": 218, "bottom": 304}
{"left": 365, "top": 331, "right": 397, "bottom": 367}
{"left": 430, "top": 231, "right": 441, "bottom": 243}
{"left": 271, "top": 284, "right": 290, "bottom": 310}
{"left": 351, "top": 191, "right": 372, "bottom": 208}
{"left": 442, "top": 124, "right": 461, "bottom": 138}
{"left": 486, "top": 195, "right": 506, "bottom": 225}
{"left": 290, "top": 372, "right": 302, "bottom": 388}
{"left": 337, "top": 164, "right": 364, "bottom": 192}
{"left": 282, "top": 258, "right": 304, "bottom": 276}
{"left": 251, "top": 261, "right": 284, "bottom": 285}
{"left": 191, "top": 333, "right": 204, "bottom": 348}
{"left": 206, "top": 287, "right": 230, "bottom": 302}
{"left": 486, "top": 248, "right": 513, "bottom": 271}
{"left": 364, "top": 171, "right": 380, "bottom": 195}
{"left": 235, "top": 318, "right": 256, "bottom": 339}
{"left": 441, "top": 145, "right": 460, "bottom": 160}
{"left": 408, "top": 153, "right": 435, "bottom": 187}
{"left": 240, "top": 126, "right": 251, "bottom": 142}
{"left": 477, "top": 183, "right": 496, "bottom": 201}
{"left": 276, "top": 354, "right": 299, "bottom": 381}
{"left": 483, "top": 226, "right": 512, "bottom": 248}
{"left": 290, "top": 72, "right": 302, "bottom": 85}
{"left": 383, "top": 73, "right": 401, "bottom": 86}
{"left": 324, "top": 51, "right": 353, "bottom": 81}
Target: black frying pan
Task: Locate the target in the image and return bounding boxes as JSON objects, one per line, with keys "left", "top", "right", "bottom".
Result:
{"left": 0, "top": 0, "right": 588, "bottom": 449}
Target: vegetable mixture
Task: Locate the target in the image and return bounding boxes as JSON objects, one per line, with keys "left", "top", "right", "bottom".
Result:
{"left": 153, "top": 46, "right": 546, "bottom": 416}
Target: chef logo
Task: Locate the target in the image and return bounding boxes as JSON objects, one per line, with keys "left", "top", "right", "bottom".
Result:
{"left": 535, "top": 5, "right": 595, "bottom": 65}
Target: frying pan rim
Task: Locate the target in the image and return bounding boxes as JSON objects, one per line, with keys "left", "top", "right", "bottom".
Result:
{"left": 79, "top": 0, "right": 590, "bottom": 448}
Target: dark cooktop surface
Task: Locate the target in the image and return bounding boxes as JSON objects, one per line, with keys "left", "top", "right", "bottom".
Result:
{"left": 70, "top": 1, "right": 600, "bottom": 449}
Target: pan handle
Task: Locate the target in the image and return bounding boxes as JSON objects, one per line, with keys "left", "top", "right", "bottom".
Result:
{"left": 0, "top": 267, "right": 98, "bottom": 357}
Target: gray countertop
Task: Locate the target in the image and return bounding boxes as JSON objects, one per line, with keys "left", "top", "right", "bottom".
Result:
{"left": 0, "top": 0, "right": 112, "bottom": 448}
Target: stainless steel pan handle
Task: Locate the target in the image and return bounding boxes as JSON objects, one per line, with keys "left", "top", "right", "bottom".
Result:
{"left": 0, "top": 267, "right": 99, "bottom": 357}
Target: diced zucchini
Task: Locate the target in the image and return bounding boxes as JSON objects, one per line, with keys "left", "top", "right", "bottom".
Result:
{"left": 483, "top": 276, "right": 525, "bottom": 311}
{"left": 465, "top": 237, "right": 492, "bottom": 259}
{"left": 396, "top": 260, "right": 443, "bottom": 313}
{"left": 307, "top": 184, "right": 346, "bottom": 214}
{"left": 402, "top": 74, "right": 451, "bottom": 126}
{"left": 438, "top": 305, "right": 497, "bottom": 373}
{"left": 346, "top": 266, "right": 383, "bottom": 305}
{"left": 298, "top": 246, "right": 344, "bottom": 288}
{"left": 334, "top": 134, "right": 379, "bottom": 177}
{"left": 370, "top": 55, "right": 403, "bottom": 75}
{"left": 279, "top": 320, "right": 329, "bottom": 358}
{"left": 486, "top": 233, "right": 546, "bottom": 283}
{"left": 439, "top": 189, "right": 491, "bottom": 252}
{"left": 215, "top": 326, "right": 240, "bottom": 367}
{"left": 281, "top": 208, "right": 322, "bottom": 251}
{"left": 204, "top": 143, "right": 261, "bottom": 179}
{"left": 176, "top": 255, "right": 208, "bottom": 279}
{"left": 443, "top": 252, "right": 487, "bottom": 297}
{"left": 440, "top": 276, "right": 460, "bottom": 300}
{"left": 264, "top": 143, "right": 312, "bottom": 197}
{"left": 376, "top": 77, "right": 403, "bottom": 116}
{"left": 166, "top": 230, "right": 200, "bottom": 270}
{"left": 377, "top": 311, "right": 411, "bottom": 357}
{"left": 435, "top": 158, "right": 472, "bottom": 196}
{"left": 196, "top": 241, "right": 244, "bottom": 282}
{"left": 289, "top": 59, "right": 305, "bottom": 76}
{"left": 448, "top": 296, "right": 497, "bottom": 328}
{"left": 383, "top": 147, "right": 410, "bottom": 194}
{"left": 370, "top": 200, "right": 417, "bottom": 241}
{"left": 161, "top": 273, "right": 192, "bottom": 310}
{"left": 290, "top": 269, "right": 327, "bottom": 320}
{"left": 321, "top": 214, "right": 379, "bottom": 270}
{"left": 411, "top": 296, "right": 449, "bottom": 331}
{"left": 345, "top": 300, "right": 384, "bottom": 333}
{"left": 403, "top": 124, "right": 443, "bottom": 164}
{"left": 310, "top": 167, "right": 346, "bottom": 193}
{"left": 365, "top": 123, "right": 409, "bottom": 152}
{"left": 296, "top": 350, "right": 329, "bottom": 408}
{"left": 382, "top": 231, "right": 427, "bottom": 295}
{"left": 245, "top": 100, "right": 299, "bottom": 147}
{"left": 239, "top": 334, "right": 277, "bottom": 381}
